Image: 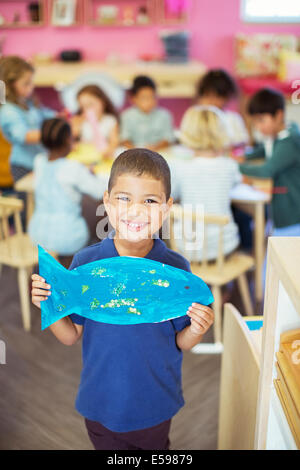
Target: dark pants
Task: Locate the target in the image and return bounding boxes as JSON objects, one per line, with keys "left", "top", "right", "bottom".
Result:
{"left": 85, "top": 418, "right": 171, "bottom": 450}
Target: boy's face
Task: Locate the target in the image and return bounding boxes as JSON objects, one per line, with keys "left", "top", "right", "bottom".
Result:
{"left": 103, "top": 173, "right": 172, "bottom": 243}
{"left": 132, "top": 87, "right": 157, "bottom": 114}
{"left": 252, "top": 110, "right": 284, "bottom": 137}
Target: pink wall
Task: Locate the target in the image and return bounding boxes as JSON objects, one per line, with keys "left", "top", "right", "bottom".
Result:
{"left": 1, "top": 0, "right": 300, "bottom": 73}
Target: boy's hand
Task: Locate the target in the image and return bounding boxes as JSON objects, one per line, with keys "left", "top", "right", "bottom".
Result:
{"left": 31, "top": 274, "right": 51, "bottom": 309}
{"left": 186, "top": 303, "right": 214, "bottom": 336}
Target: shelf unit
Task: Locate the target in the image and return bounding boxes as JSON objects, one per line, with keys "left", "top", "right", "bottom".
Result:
{"left": 0, "top": 0, "right": 45, "bottom": 28}
{"left": 219, "top": 237, "right": 300, "bottom": 450}
{"left": 255, "top": 237, "right": 300, "bottom": 450}
{"left": 0, "top": 0, "right": 191, "bottom": 28}
{"left": 86, "top": 0, "right": 155, "bottom": 27}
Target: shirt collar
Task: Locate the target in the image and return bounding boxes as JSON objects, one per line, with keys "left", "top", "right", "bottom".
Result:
{"left": 102, "top": 230, "right": 167, "bottom": 259}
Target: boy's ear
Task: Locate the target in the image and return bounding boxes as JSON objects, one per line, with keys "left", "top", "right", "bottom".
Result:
{"left": 162, "top": 197, "right": 173, "bottom": 220}
{"left": 103, "top": 190, "right": 110, "bottom": 212}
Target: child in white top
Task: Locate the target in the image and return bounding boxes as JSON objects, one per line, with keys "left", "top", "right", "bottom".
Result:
{"left": 170, "top": 105, "right": 241, "bottom": 261}
{"left": 28, "top": 118, "right": 108, "bottom": 257}
{"left": 71, "top": 85, "right": 119, "bottom": 159}
{"left": 196, "top": 69, "right": 249, "bottom": 148}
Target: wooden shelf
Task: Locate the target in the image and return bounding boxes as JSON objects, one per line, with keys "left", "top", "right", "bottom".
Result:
{"left": 0, "top": 0, "right": 45, "bottom": 28}
{"left": 86, "top": 0, "right": 154, "bottom": 28}
{"left": 255, "top": 237, "right": 300, "bottom": 450}
{"left": 32, "top": 60, "right": 206, "bottom": 98}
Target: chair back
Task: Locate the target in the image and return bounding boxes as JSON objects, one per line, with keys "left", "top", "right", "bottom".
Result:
{"left": 0, "top": 196, "right": 24, "bottom": 260}
{"left": 169, "top": 204, "right": 230, "bottom": 272}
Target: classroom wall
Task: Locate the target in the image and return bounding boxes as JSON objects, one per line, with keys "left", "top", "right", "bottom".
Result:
{"left": 1, "top": 0, "right": 300, "bottom": 73}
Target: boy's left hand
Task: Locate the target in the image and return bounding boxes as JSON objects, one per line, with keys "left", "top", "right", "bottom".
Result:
{"left": 186, "top": 303, "right": 214, "bottom": 336}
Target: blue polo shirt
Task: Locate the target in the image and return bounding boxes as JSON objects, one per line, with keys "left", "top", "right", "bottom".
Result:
{"left": 69, "top": 233, "right": 192, "bottom": 432}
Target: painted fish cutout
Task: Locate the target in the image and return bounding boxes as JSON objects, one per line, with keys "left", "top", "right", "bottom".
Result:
{"left": 38, "top": 245, "right": 214, "bottom": 330}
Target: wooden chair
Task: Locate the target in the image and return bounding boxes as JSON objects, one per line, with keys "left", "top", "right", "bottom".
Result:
{"left": 169, "top": 204, "right": 255, "bottom": 346}
{"left": 0, "top": 196, "right": 38, "bottom": 331}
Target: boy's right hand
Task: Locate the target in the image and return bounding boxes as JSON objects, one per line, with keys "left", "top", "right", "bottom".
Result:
{"left": 31, "top": 274, "right": 51, "bottom": 309}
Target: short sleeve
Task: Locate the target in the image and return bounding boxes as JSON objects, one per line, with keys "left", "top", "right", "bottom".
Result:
{"left": 171, "top": 314, "right": 191, "bottom": 332}
{"left": 68, "top": 254, "right": 86, "bottom": 326}
{"left": 0, "top": 104, "right": 28, "bottom": 144}
{"left": 41, "top": 107, "right": 56, "bottom": 120}
{"left": 120, "top": 110, "right": 132, "bottom": 142}
{"left": 160, "top": 110, "right": 175, "bottom": 143}
{"left": 169, "top": 161, "right": 182, "bottom": 201}
{"left": 57, "top": 160, "right": 108, "bottom": 200}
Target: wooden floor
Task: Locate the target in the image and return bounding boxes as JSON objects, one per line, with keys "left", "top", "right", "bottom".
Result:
{"left": 0, "top": 264, "right": 257, "bottom": 450}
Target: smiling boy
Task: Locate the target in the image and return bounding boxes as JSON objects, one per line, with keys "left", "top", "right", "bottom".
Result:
{"left": 31, "top": 148, "right": 214, "bottom": 450}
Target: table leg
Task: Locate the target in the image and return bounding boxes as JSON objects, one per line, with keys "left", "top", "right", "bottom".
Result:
{"left": 254, "top": 202, "right": 265, "bottom": 304}
{"left": 26, "top": 192, "right": 34, "bottom": 229}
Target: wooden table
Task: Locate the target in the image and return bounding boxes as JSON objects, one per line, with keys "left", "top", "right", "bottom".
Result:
{"left": 230, "top": 183, "right": 271, "bottom": 305}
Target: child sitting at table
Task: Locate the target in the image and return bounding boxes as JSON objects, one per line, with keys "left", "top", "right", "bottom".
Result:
{"left": 120, "top": 75, "right": 175, "bottom": 150}
{"left": 71, "top": 85, "right": 119, "bottom": 161}
{"left": 239, "top": 88, "right": 300, "bottom": 283}
{"left": 196, "top": 69, "right": 249, "bottom": 149}
{"left": 170, "top": 105, "right": 241, "bottom": 262}
{"left": 0, "top": 55, "right": 56, "bottom": 182}
{"left": 28, "top": 118, "right": 108, "bottom": 266}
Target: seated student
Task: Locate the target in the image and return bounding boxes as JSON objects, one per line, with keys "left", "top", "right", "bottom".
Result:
{"left": 71, "top": 85, "right": 119, "bottom": 160}
{"left": 239, "top": 88, "right": 300, "bottom": 283}
{"left": 31, "top": 147, "right": 214, "bottom": 451}
{"left": 170, "top": 105, "right": 241, "bottom": 262}
{"left": 28, "top": 118, "right": 107, "bottom": 265}
{"left": 120, "top": 75, "right": 175, "bottom": 150}
{"left": 196, "top": 69, "right": 249, "bottom": 148}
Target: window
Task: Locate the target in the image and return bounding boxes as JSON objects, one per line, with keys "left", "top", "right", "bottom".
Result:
{"left": 241, "top": 0, "right": 300, "bottom": 23}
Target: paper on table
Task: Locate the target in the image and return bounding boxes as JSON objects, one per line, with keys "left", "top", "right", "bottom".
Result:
{"left": 38, "top": 245, "right": 214, "bottom": 330}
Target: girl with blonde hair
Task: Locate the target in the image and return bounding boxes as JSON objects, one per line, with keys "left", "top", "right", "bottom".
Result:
{"left": 170, "top": 105, "right": 241, "bottom": 261}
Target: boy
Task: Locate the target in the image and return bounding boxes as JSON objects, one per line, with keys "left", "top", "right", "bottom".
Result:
{"left": 120, "top": 76, "right": 175, "bottom": 151}
{"left": 239, "top": 88, "right": 300, "bottom": 237}
{"left": 31, "top": 148, "right": 214, "bottom": 450}
{"left": 196, "top": 68, "right": 249, "bottom": 147}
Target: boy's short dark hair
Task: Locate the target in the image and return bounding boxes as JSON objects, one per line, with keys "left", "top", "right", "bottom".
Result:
{"left": 197, "top": 69, "right": 237, "bottom": 99}
{"left": 108, "top": 148, "right": 171, "bottom": 200}
{"left": 130, "top": 75, "right": 156, "bottom": 95}
{"left": 248, "top": 88, "right": 285, "bottom": 116}
{"left": 41, "top": 118, "right": 71, "bottom": 150}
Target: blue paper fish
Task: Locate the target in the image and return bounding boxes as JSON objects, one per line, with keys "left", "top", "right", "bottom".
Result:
{"left": 38, "top": 245, "right": 214, "bottom": 330}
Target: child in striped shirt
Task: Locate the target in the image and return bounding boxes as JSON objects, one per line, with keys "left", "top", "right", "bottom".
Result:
{"left": 170, "top": 105, "right": 241, "bottom": 261}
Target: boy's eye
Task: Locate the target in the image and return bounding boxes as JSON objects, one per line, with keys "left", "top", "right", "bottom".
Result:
{"left": 117, "top": 196, "right": 130, "bottom": 202}
{"left": 145, "top": 199, "right": 158, "bottom": 204}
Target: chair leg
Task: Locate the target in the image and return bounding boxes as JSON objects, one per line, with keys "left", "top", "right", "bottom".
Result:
{"left": 17, "top": 267, "right": 31, "bottom": 332}
{"left": 211, "top": 285, "right": 222, "bottom": 344}
{"left": 237, "top": 273, "right": 254, "bottom": 316}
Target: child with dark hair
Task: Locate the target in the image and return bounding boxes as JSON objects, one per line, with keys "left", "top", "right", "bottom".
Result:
{"left": 240, "top": 88, "right": 300, "bottom": 284}
{"left": 120, "top": 75, "right": 175, "bottom": 150}
{"left": 31, "top": 147, "right": 214, "bottom": 450}
{"left": 196, "top": 69, "right": 249, "bottom": 147}
{"left": 28, "top": 118, "right": 107, "bottom": 262}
